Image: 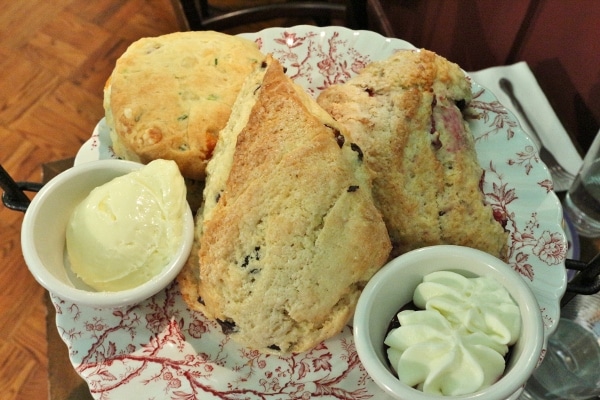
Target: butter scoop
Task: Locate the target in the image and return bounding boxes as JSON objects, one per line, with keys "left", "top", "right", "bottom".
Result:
{"left": 65, "top": 159, "right": 187, "bottom": 291}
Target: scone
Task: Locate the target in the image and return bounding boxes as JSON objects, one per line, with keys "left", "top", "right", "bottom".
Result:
{"left": 317, "top": 49, "right": 508, "bottom": 259}
{"left": 104, "top": 31, "right": 264, "bottom": 180}
{"left": 180, "top": 55, "right": 391, "bottom": 354}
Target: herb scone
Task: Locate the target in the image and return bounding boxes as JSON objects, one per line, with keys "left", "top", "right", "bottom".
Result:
{"left": 104, "top": 31, "right": 264, "bottom": 180}
{"left": 317, "top": 49, "right": 508, "bottom": 259}
{"left": 179, "top": 55, "right": 391, "bottom": 354}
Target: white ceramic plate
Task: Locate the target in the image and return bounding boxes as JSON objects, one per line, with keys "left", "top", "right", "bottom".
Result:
{"left": 64, "top": 25, "right": 567, "bottom": 399}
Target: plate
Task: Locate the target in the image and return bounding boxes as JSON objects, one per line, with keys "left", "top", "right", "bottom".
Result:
{"left": 62, "top": 25, "right": 567, "bottom": 399}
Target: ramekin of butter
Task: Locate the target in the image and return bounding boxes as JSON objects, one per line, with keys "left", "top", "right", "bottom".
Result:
{"left": 353, "top": 245, "right": 543, "bottom": 400}
{"left": 21, "top": 159, "right": 194, "bottom": 308}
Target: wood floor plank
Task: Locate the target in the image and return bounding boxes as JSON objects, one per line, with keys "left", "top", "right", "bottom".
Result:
{"left": 71, "top": 36, "right": 135, "bottom": 94}
{"left": 0, "top": 135, "right": 64, "bottom": 195}
{"left": 65, "top": 0, "right": 132, "bottom": 26}
{"left": 114, "top": 0, "right": 182, "bottom": 40}
{"left": 0, "top": 48, "right": 62, "bottom": 126}
{"left": 43, "top": 9, "right": 112, "bottom": 51}
{"left": 0, "top": 0, "right": 69, "bottom": 49}
{"left": 11, "top": 293, "right": 48, "bottom": 365}
{"left": 0, "top": 340, "right": 38, "bottom": 399}
{"left": 20, "top": 10, "right": 112, "bottom": 79}
{"left": 10, "top": 82, "right": 104, "bottom": 157}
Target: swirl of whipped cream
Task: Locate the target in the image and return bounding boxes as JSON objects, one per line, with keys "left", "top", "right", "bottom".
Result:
{"left": 385, "top": 309, "right": 507, "bottom": 396}
{"left": 413, "top": 271, "right": 521, "bottom": 350}
{"left": 384, "top": 271, "right": 521, "bottom": 395}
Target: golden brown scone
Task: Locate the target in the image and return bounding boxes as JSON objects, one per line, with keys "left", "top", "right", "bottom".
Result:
{"left": 317, "top": 49, "right": 508, "bottom": 259}
{"left": 177, "top": 210, "right": 204, "bottom": 313}
{"left": 181, "top": 55, "right": 391, "bottom": 354}
{"left": 104, "top": 31, "right": 264, "bottom": 180}
{"left": 177, "top": 52, "right": 275, "bottom": 315}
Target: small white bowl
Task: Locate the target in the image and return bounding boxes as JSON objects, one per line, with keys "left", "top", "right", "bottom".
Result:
{"left": 354, "top": 245, "right": 544, "bottom": 400}
{"left": 21, "top": 159, "right": 194, "bottom": 308}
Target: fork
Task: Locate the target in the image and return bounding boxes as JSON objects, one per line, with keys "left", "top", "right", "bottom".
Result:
{"left": 499, "top": 77, "right": 575, "bottom": 192}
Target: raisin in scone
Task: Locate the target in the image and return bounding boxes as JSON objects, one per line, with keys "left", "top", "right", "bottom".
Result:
{"left": 180, "top": 55, "right": 391, "bottom": 354}
{"left": 104, "top": 31, "right": 264, "bottom": 180}
{"left": 317, "top": 49, "right": 508, "bottom": 259}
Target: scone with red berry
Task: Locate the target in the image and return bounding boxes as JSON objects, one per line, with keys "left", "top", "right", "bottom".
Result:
{"left": 317, "top": 49, "right": 507, "bottom": 259}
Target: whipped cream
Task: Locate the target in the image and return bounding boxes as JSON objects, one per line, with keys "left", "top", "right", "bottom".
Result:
{"left": 384, "top": 271, "right": 521, "bottom": 396}
{"left": 66, "top": 159, "right": 187, "bottom": 291}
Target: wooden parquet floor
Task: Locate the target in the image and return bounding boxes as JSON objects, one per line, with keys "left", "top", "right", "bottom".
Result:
{"left": 0, "top": 1, "right": 183, "bottom": 398}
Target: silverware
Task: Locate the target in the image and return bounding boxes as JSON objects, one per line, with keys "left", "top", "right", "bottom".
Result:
{"left": 499, "top": 77, "right": 575, "bottom": 192}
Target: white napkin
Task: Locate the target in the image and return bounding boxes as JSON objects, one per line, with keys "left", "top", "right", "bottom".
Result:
{"left": 469, "top": 62, "right": 582, "bottom": 176}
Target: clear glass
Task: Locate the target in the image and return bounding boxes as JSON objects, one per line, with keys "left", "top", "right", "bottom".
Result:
{"left": 520, "top": 319, "right": 600, "bottom": 400}
{"left": 564, "top": 130, "right": 600, "bottom": 238}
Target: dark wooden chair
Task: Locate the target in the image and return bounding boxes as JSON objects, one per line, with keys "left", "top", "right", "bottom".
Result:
{"left": 172, "top": 0, "right": 368, "bottom": 31}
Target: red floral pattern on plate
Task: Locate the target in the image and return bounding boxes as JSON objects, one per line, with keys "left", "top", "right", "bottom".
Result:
{"left": 54, "top": 283, "right": 375, "bottom": 400}
{"left": 67, "top": 25, "right": 567, "bottom": 399}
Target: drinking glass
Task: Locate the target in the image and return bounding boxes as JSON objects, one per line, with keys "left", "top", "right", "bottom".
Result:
{"left": 520, "top": 292, "right": 600, "bottom": 399}
{"left": 564, "top": 130, "right": 600, "bottom": 237}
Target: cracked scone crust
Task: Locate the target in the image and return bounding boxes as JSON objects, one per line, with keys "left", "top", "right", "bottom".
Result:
{"left": 104, "top": 31, "right": 264, "bottom": 180}
{"left": 189, "top": 55, "right": 391, "bottom": 354}
{"left": 317, "top": 49, "right": 508, "bottom": 259}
